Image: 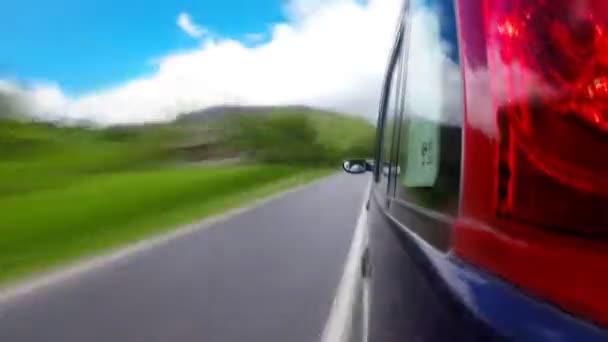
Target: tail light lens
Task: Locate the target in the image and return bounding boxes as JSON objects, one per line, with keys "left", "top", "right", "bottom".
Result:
{"left": 455, "top": 0, "right": 608, "bottom": 327}
{"left": 490, "top": 0, "right": 608, "bottom": 233}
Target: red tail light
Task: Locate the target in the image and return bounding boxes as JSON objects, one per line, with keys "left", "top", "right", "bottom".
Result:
{"left": 455, "top": 0, "right": 608, "bottom": 326}
{"left": 491, "top": 0, "right": 608, "bottom": 232}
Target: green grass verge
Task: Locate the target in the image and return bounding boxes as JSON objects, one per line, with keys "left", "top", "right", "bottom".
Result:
{"left": 0, "top": 165, "right": 332, "bottom": 285}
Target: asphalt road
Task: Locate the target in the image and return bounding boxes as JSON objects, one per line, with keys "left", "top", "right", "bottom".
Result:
{"left": 0, "top": 173, "right": 369, "bottom": 342}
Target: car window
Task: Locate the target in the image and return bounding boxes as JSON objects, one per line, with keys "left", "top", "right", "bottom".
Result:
{"left": 393, "top": 0, "right": 464, "bottom": 217}
{"left": 378, "top": 23, "right": 406, "bottom": 195}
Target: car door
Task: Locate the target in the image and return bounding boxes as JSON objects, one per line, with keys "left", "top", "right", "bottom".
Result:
{"left": 365, "top": 0, "right": 499, "bottom": 340}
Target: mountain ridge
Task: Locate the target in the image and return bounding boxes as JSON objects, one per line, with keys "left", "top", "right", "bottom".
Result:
{"left": 175, "top": 105, "right": 343, "bottom": 123}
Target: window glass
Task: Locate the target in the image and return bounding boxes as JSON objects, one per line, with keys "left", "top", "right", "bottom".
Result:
{"left": 378, "top": 35, "right": 405, "bottom": 192}
{"left": 394, "top": 0, "right": 464, "bottom": 216}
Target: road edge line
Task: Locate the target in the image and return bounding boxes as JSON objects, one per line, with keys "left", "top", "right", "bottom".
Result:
{"left": 0, "top": 173, "right": 337, "bottom": 305}
{"left": 320, "top": 178, "right": 371, "bottom": 342}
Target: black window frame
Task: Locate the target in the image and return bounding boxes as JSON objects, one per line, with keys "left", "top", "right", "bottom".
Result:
{"left": 374, "top": 10, "right": 407, "bottom": 185}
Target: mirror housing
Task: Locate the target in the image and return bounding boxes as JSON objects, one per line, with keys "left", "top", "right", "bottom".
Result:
{"left": 343, "top": 159, "right": 373, "bottom": 174}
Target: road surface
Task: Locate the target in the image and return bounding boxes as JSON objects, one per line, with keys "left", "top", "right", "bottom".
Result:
{"left": 0, "top": 173, "right": 369, "bottom": 342}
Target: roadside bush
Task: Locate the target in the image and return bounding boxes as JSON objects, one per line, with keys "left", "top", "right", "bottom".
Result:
{"left": 227, "top": 113, "right": 374, "bottom": 166}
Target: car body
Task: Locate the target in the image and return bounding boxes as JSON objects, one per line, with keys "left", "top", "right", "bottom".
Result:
{"left": 346, "top": 0, "right": 608, "bottom": 340}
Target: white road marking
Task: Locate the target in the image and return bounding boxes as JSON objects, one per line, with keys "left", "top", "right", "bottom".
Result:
{"left": 0, "top": 175, "right": 335, "bottom": 305}
{"left": 320, "top": 179, "right": 371, "bottom": 342}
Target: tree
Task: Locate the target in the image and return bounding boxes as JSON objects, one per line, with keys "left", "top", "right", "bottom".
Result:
{"left": 229, "top": 114, "right": 329, "bottom": 165}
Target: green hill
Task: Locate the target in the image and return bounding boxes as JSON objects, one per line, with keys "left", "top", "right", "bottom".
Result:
{"left": 220, "top": 108, "right": 375, "bottom": 165}
{"left": 0, "top": 108, "right": 374, "bottom": 196}
{"left": 0, "top": 107, "right": 374, "bottom": 283}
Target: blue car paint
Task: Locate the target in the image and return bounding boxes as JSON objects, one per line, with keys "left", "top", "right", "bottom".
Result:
{"left": 367, "top": 195, "right": 608, "bottom": 341}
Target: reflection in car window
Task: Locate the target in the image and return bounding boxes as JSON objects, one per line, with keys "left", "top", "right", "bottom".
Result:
{"left": 394, "top": 0, "right": 464, "bottom": 216}
{"left": 379, "top": 37, "right": 405, "bottom": 193}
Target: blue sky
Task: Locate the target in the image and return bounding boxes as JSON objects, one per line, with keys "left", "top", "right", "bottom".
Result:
{"left": 0, "top": 0, "right": 284, "bottom": 95}
{"left": 0, "top": 0, "right": 402, "bottom": 124}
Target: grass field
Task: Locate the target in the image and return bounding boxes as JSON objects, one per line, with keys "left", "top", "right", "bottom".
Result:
{"left": 0, "top": 164, "right": 331, "bottom": 284}
{"left": 0, "top": 108, "right": 369, "bottom": 284}
{"left": 0, "top": 120, "right": 169, "bottom": 197}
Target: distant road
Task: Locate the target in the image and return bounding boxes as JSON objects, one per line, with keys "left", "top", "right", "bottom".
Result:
{"left": 0, "top": 173, "right": 368, "bottom": 342}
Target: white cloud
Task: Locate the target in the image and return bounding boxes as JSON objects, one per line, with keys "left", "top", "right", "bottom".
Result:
{"left": 3, "top": 0, "right": 403, "bottom": 125}
{"left": 0, "top": 79, "right": 20, "bottom": 94}
{"left": 404, "top": 2, "right": 464, "bottom": 127}
{"left": 284, "top": 0, "right": 326, "bottom": 20}
{"left": 245, "top": 33, "right": 265, "bottom": 44}
{"left": 177, "top": 12, "right": 206, "bottom": 38}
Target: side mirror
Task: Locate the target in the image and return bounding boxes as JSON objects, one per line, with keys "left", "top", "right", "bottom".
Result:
{"left": 343, "top": 159, "right": 373, "bottom": 174}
